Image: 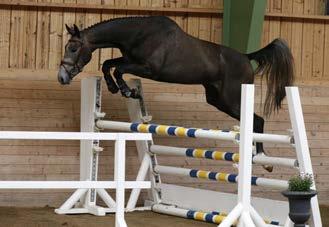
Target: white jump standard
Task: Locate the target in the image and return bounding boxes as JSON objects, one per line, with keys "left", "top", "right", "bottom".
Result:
{"left": 82, "top": 77, "right": 322, "bottom": 227}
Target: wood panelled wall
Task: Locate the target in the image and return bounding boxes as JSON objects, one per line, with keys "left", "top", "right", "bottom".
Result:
{"left": 0, "top": 0, "right": 329, "bottom": 207}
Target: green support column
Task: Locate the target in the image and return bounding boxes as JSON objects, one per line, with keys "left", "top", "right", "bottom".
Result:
{"left": 223, "top": 0, "right": 267, "bottom": 53}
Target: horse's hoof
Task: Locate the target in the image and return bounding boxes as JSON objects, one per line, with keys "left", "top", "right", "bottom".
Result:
{"left": 130, "top": 89, "right": 141, "bottom": 99}
{"left": 120, "top": 89, "right": 132, "bottom": 98}
{"left": 262, "top": 165, "right": 273, "bottom": 172}
{"left": 107, "top": 84, "right": 119, "bottom": 94}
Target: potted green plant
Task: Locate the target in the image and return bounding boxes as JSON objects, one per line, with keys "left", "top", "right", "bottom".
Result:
{"left": 282, "top": 173, "right": 317, "bottom": 227}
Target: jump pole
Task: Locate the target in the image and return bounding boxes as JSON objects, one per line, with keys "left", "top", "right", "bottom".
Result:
{"left": 153, "top": 165, "right": 288, "bottom": 190}
{"left": 149, "top": 145, "right": 298, "bottom": 168}
{"left": 96, "top": 120, "right": 292, "bottom": 144}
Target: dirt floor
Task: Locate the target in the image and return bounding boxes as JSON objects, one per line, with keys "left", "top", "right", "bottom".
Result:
{"left": 0, "top": 205, "right": 328, "bottom": 227}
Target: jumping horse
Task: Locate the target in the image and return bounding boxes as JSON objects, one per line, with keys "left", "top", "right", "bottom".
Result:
{"left": 58, "top": 16, "right": 294, "bottom": 171}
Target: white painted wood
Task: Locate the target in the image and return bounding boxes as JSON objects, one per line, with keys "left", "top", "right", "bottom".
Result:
{"left": 219, "top": 203, "right": 243, "bottom": 227}
{"left": 80, "top": 77, "right": 100, "bottom": 208}
{"left": 0, "top": 131, "right": 151, "bottom": 141}
{"left": 115, "top": 138, "right": 127, "bottom": 227}
{"left": 97, "top": 188, "right": 116, "bottom": 208}
{"left": 126, "top": 154, "right": 152, "bottom": 210}
{"left": 0, "top": 181, "right": 151, "bottom": 189}
{"left": 286, "top": 87, "right": 322, "bottom": 227}
{"left": 219, "top": 85, "right": 254, "bottom": 227}
{"left": 55, "top": 189, "right": 88, "bottom": 212}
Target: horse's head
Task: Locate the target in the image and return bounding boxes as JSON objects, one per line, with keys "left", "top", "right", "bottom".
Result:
{"left": 58, "top": 24, "right": 92, "bottom": 85}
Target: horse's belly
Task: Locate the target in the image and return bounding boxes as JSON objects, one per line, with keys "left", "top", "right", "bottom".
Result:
{"left": 154, "top": 71, "right": 211, "bottom": 84}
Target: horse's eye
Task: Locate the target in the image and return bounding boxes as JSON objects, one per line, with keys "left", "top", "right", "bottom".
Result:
{"left": 70, "top": 47, "right": 78, "bottom": 53}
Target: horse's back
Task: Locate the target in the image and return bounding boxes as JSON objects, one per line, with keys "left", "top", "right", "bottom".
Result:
{"left": 132, "top": 19, "right": 224, "bottom": 83}
{"left": 124, "top": 16, "right": 253, "bottom": 85}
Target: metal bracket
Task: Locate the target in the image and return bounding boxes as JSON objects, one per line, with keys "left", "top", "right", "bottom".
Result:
{"left": 93, "top": 146, "right": 104, "bottom": 153}
{"left": 94, "top": 111, "right": 106, "bottom": 119}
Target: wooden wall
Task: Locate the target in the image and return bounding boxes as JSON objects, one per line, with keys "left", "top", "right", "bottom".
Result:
{"left": 0, "top": 0, "right": 329, "bottom": 208}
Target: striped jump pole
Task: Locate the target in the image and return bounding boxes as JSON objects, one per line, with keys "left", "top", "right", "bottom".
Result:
{"left": 152, "top": 204, "right": 280, "bottom": 226}
{"left": 150, "top": 145, "right": 298, "bottom": 168}
{"left": 96, "top": 120, "right": 293, "bottom": 144}
{"left": 154, "top": 165, "right": 288, "bottom": 190}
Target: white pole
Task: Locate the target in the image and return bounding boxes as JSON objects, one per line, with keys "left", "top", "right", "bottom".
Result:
{"left": 80, "top": 77, "right": 100, "bottom": 208}
{"left": 286, "top": 87, "right": 322, "bottom": 227}
{"left": 150, "top": 145, "right": 187, "bottom": 157}
{"left": 126, "top": 154, "right": 151, "bottom": 210}
{"left": 237, "top": 84, "right": 254, "bottom": 219}
{"left": 154, "top": 165, "right": 191, "bottom": 176}
{"left": 115, "top": 137, "right": 127, "bottom": 227}
{"left": 0, "top": 181, "right": 151, "bottom": 189}
{"left": 56, "top": 189, "right": 88, "bottom": 212}
{"left": 252, "top": 155, "right": 297, "bottom": 168}
{"left": 96, "top": 188, "right": 116, "bottom": 208}
{"left": 218, "top": 203, "right": 243, "bottom": 227}
{"left": 241, "top": 211, "right": 256, "bottom": 227}
{"left": 97, "top": 120, "right": 132, "bottom": 131}
{"left": 152, "top": 204, "right": 188, "bottom": 218}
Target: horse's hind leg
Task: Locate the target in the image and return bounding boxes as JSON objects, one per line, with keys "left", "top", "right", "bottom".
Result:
{"left": 204, "top": 82, "right": 272, "bottom": 171}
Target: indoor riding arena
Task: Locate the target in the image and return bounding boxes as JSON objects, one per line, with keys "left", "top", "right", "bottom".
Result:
{"left": 0, "top": 0, "right": 329, "bottom": 227}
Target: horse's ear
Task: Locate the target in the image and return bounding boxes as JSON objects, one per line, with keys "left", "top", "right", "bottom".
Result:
{"left": 73, "top": 24, "right": 81, "bottom": 38}
{"left": 65, "top": 24, "right": 75, "bottom": 36}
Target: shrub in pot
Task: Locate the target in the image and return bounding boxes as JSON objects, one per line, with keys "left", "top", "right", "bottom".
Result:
{"left": 282, "top": 173, "right": 317, "bottom": 227}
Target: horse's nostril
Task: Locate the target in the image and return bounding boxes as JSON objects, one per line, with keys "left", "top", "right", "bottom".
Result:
{"left": 58, "top": 75, "right": 65, "bottom": 84}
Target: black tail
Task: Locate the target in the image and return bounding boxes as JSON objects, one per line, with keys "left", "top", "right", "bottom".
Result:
{"left": 247, "top": 38, "right": 294, "bottom": 117}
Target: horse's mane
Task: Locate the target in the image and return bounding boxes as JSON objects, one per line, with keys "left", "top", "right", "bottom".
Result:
{"left": 82, "top": 16, "right": 148, "bottom": 32}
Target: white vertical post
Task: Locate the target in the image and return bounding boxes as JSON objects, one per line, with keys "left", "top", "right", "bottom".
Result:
{"left": 219, "top": 84, "right": 263, "bottom": 227}
{"left": 115, "top": 135, "right": 127, "bottom": 227}
{"left": 80, "top": 77, "right": 100, "bottom": 206}
{"left": 237, "top": 84, "right": 254, "bottom": 210}
{"left": 286, "top": 87, "right": 322, "bottom": 227}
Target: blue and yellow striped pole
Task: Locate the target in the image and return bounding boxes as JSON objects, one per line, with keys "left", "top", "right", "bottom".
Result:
{"left": 154, "top": 165, "right": 288, "bottom": 189}
{"left": 150, "top": 145, "right": 297, "bottom": 168}
{"left": 150, "top": 145, "right": 239, "bottom": 162}
{"left": 152, "top": 204, "right": 280, "bottom": 225}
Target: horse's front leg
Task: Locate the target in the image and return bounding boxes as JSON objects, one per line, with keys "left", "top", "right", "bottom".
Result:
{"left": 101, "top": 58, "right": 125, "bottom": 93}
{"left": 113, "top": 63, "right": 152, "bottom": 99}
{"left": 113, "top": 69, "right": 141, "bottom": 99}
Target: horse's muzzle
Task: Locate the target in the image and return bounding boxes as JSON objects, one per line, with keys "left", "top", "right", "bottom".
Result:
{"left": 58, "top": 65, "right": 71, "bottom": 85}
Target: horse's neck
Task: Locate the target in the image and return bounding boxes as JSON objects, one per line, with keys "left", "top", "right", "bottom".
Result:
{"left": 84, "top": 19, "right": 141, "bottom": 50}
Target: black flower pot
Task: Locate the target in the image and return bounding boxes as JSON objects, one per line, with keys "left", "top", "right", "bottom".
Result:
{"left": 282, "top": 190, "right": 317, "bottom": 227}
